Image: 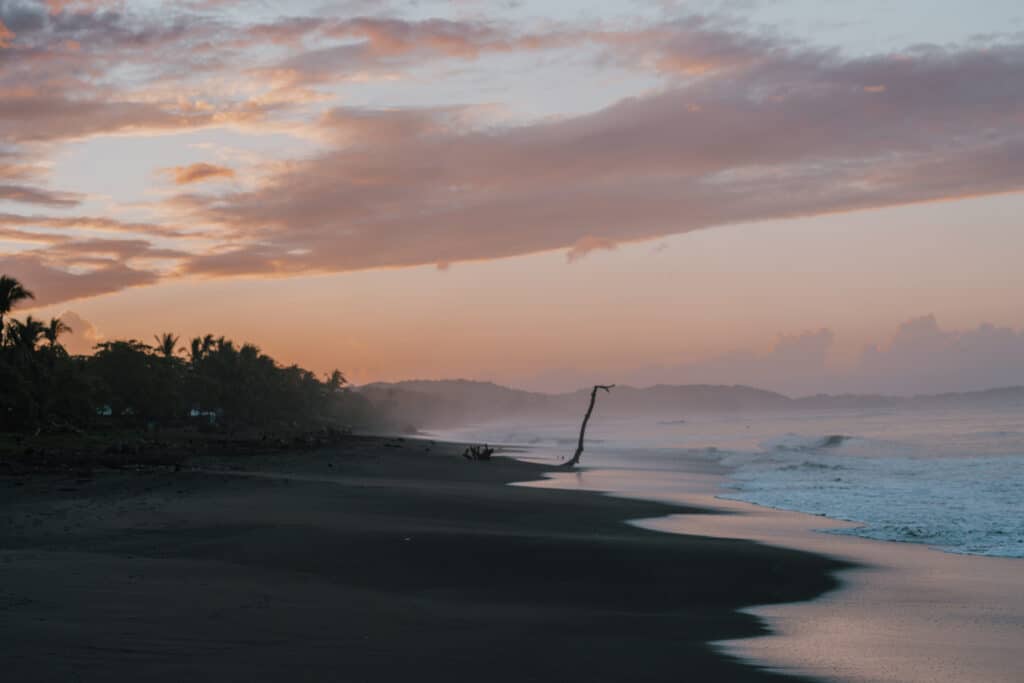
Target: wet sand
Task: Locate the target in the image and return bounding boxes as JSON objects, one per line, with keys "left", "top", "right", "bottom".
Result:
{"left": 0, "top": 437, "right": 845, "bottom": 682}
{"left": 526, "top": 464, "right": 1024, "bottom": 683}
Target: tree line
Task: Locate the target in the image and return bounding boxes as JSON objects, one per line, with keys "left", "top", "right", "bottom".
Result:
{"left": 0, "top": 275, "right": 378, "bottom": 433}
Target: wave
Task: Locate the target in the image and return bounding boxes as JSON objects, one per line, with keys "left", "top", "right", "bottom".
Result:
{"left": 724, "top": 449, "right": 1024, "bottom": 558}
{"left": 762, "top": 433, "right": 855, "bottom": 453}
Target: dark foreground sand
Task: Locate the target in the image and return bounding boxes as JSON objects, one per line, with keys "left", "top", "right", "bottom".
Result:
{"left": 0, "top": 438, "right": 847, "bottom": 682}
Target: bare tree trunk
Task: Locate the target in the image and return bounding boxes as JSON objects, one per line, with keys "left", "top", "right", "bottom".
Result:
{"left": 565, "top": 385, "right": 614, "bottom": 467}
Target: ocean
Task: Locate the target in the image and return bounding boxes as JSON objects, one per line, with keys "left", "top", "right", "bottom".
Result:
{"left": 432, "top": 406, "right": 1024, "bottom": 558}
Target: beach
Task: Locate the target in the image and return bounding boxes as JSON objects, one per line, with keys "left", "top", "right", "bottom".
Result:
{"left": 528, "top": 464, "right": 1024, "bottom": 683}
{"left": 0, "top": 436, "right": 844, "bottom": 682}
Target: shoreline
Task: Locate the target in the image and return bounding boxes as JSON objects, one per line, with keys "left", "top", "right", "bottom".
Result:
{"left": 1, "top": 436, "right": 846, "bottom": 682}
{"left": 521, "top": 458, "right": 1024, "bottom": 683}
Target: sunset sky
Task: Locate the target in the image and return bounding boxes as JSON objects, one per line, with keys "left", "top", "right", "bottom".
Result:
{"left": 2, "top": 0, "right": 1023, "bottom": 395}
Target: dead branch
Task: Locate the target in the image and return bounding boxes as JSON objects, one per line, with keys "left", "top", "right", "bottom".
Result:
{"left": 564, "top": 384, "right": 614, "bottom": 467}
{"left": 462, "top": 444, "right": 495, "bottom": 461}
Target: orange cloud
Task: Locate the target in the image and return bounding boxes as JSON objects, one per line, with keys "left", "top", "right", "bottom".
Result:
{"left": 168, "top": 163, "right": 236, "bottom": 185}
{"left": 0, "top": 20, "right": 14, "bottom": 48}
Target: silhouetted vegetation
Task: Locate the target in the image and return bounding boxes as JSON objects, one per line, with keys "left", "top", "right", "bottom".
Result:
{"left": 0, "top": 275, "right": 379, "bottom": 436}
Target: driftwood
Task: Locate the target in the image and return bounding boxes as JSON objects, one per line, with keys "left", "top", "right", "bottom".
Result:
{"left": 564, "top": 384, "right": 614, "bottom": 467}
{"left": 462, "top": 444, "right": 495, "bottom": 461}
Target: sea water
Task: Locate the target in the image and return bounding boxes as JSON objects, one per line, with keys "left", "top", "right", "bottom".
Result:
{"left": 432, "top": 406, "right": 1024, "bottom": 558}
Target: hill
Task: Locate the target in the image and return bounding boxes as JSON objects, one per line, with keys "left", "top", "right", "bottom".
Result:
{"left": 357, "top": 380, "right": 1024, "bottom": 430}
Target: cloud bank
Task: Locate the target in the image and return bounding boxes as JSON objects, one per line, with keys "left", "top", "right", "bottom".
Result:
{"left": 608, "top": 317, "right": 1024, "bottom": 397}
{"left": 182, "top": 38, "right": 1024, "bottom": 281}
{"left": 0, "top": 1, "right": 1022, "bottom": 306}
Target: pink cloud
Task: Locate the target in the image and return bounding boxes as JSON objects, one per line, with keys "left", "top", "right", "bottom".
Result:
{"left": 0, "top": 212, "right": 189, "bottom": 238}
{"left": 0, "top": 183, "right": 81, "bottom": 207}
{"left": 4, "top": 6, "right": 1024, "bottom": 309}
{"left": 0, "top": 253, "right": 158, "bottom": 306}
{"left": 179, "top": 40, "right": 1024, "bottom": 280}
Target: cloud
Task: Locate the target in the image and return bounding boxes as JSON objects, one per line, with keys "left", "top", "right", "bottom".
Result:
{"left": 0, "top": 149, "right": 45, "bottom": 181}
{"left": 54, "top": 309, "right": 103, "bottom": 355}
{"left": 597, "top": 15, "right": 779, "bottom": 75}
{"left": 44, "top": 1, "right": 121, "bottom": 15}
{"left": 852, "top": 316, "right": 1024, "bottom": 395}
{"left": 0, "top": 18, "right": 13, "bottom": 47}
{"left": 620, "top": 328, "right": 837, "bottom": 396}
{"left": 572, "top": 318, "right": 1024, "bottom": 397}
{"left": 249, "top": 15, "right": 767, "bottom": 88}
{"left": 0, "top": 211, "right": 190, "bottom": 238}
{"left": 178, "top": 38, "right": 1024, "bottom": 279}
{"left": 41, "top": 237, "right": 188, "bottom": 262}
{"left": 252, "top": 16, "right": 575, "bottom": 87}
{"left": 0, "top": 253, "right": 159, "bottom": 306}
{"left": 323, "top": 17, "right": 558, "bottom": 59}
{"left": 0, "top": 183, "right": 81, "bottom": 206}
{"left": 4, "top": 6, "right": 1024, "bottom": 308}
{"left": 0, "top": 3, "right": 276, "bottom": 146}
{"left": 167, "top": 162, "right": 235, "bottom": 185}
{"left": 566, "top": 236, "right": 617, "bottom": 263}
{"left": 0, "top": 91, "right": 274, "bottom": 144}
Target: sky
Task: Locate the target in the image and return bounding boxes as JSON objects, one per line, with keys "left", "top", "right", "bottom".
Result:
{"left": 2, "top": 0, "right": 1024, "bottom": 396}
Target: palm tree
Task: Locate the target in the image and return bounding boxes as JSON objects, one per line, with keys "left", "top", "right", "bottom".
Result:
{"left": 189, "top": 336, "right": 203, "bottom": 365}
{"left": 7, "top": 316, "right": 45, "bottom": 351}
{"left": 43, "top": 317, "right": 73, "bottom": 348}
{"left": 326, "top": 369, "right": 347, "bottom": 391}
{"left": 154, "top": 332, "right": 180, "bottom": 359}
{"left": 0, "top": 275, "right": 35, "bottom": 338}
{"left": 201, "top": 334, "right": 215, "bottom": 355}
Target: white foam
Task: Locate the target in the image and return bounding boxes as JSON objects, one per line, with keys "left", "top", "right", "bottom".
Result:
{"left": 720, "top": 447, "right": 1024, "bottom": 558}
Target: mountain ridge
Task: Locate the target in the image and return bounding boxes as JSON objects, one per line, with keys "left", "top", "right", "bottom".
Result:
{"left": 357, "top": 380, "right": 1024, "bottom": 429}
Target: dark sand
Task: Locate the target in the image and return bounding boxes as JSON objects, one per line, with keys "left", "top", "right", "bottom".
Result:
{"left": 0, "top": 438, "right": 847, "bottom": 682}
